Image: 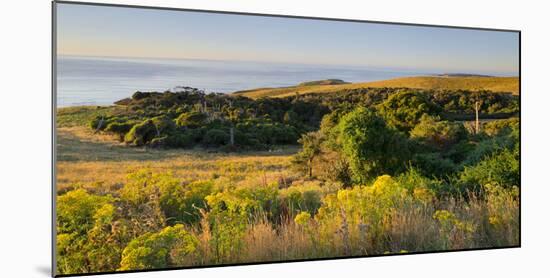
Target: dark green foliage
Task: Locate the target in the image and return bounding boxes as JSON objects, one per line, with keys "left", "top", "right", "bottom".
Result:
{"left": 337, "top": 107, "right": 411, "bottom": 183}
{"left": 378, "top": 90, "right": 441, "bottom": 132}
{"left": 236, "top": 119, "right": 299, "bottom": 146}
{"left": 326, "top": 158, "right": 353, "bottom": 187}
{"left": 91, "top": 87, "right": 517, "bottom": 151}
{"left": 411, "top": 152, "right": 457, "bottom": 178}
{"left": 163, "top": 133, "right": 195, "bottom": 148}
{"left": 396, "top": 168, "right": 446, "bottom": 196}
{"left": 158, "top": 179, "right": 214, "bottom": 225}
{"left": 149, "top": 136, "right": 169, "bottom": 148}
{"left": 203, "top": 129, "right": 229, "bottom": 146}
{"left": 410, "top": 115, "right": 467, "bottom": 151}
{"left": 89, "top": 115, "right": 108, "bottom": 131}
{"left": 283, "top": 110, "right": 298, "bottom": 124}
{"left": 105, "top": 121, "right": 134, "bottom": 141}
{"left": 458, "top": 147, "right": 520, "bottom": 192}
{"left": 292, "top": 131, "right": 323, "bottom": 178}
{"left": 124, "top": 119, "right": 158, "bottom": 146}
{"left": 483, "top": 117, "right": 519, "bottom": 137}
{"left": 462, "top": 121, "right": 518, "bottom": 166}
{"left": 431, "top": 90, "right": 518, "bottom": 115}
{"left": 131, "top": 91, "right": 148, "bottom": 100}
{"left": 175, "top": 111, "right": 208, "bottom": 128}
{"left": 151, "top": 115, "right": 176, "bottom": 134}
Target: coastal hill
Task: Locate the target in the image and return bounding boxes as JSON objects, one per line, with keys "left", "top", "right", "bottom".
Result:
{"left": 232, "top": 76, "right": 519, "bottom": 99}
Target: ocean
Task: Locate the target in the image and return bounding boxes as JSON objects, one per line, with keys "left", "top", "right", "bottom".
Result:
{"left": 56, "top": 56, "right": 424, "bottom": 107}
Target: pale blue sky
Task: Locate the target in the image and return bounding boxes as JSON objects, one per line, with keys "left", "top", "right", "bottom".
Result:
{"left": 57, "top": 3, "right": 519, "bottom": 75}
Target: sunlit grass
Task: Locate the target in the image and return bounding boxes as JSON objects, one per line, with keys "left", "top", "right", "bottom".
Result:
{"left": 234, "top": 76, "right": 519, "bottom": 99}
{"left": 56, "top": 127, "right": 298, "bottom": 192}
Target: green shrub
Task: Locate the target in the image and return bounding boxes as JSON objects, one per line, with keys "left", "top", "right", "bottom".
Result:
{"left": 483, "top": 118, "right": 519, "bottom": 137}
{"left": 203, "top": 129, "right": 229, "bottom": 146}
{"left": 411, "top": 152, "right": 457, "bottom": 178}
{"left": 315, "top": 175, "right": 413, "bottom": 253}
{"left": 410, "top": 115, "right": 467, "bottom": 150}
{"left": 458, "top": 147, "right": 519, "bottom": 192}
{"left": 163, "top": 133, "right": 195, "bottom": 148}
{"left": 124, "top": 119, "right": 157, "bottom": 146}
{"left": 396, "top": 168, "right": 445, "bottom": 197}
{"left": 105, "top": 121, "right": 134, "bottom": 141}
{"left": 151, "top": 115, "right": 176, "bottom": 134}
{"left": 292, "top": 131, "right": 323, "bottom": 178}
{"left": 175, "top": 111, "right": 207, "bottom": 128}
{"left": 57, "top": 189, "right": 114, "bottom": 235}
{"left": 89, "top": 115, "right": 109, "bottom": 131}
{"left": 378, "top": 90, "right": 441, "bottom": 132}
{"left": 236, "top": 119, "right": 298, "bottom": 145}
{"left": 120, "top": 170, "right": 214, "bottom": 225}
{"left": 56, "top": 190, "right": 118, "bottom": 274}
{"left": 119, "top": 225, "right": 199, "bottom": 270}
{"left": 150, "top": 136, "right": 168, "bottom": 148}
{"left": 279, "top": 184, "right": 323, "bottom": 216}
{"left": 159, "top": 180, "right": 214, "bottom": 225}
{"left": 337, "top": 107, "right": 410, "bottom": 183}
{"left": 484, "top": 183, "right": 519, "bottom": 245}
{"left": 131, "top": 91, "right": 148, "bottom": 100}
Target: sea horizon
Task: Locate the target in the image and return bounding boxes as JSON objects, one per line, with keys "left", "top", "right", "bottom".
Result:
{"left": 56, "top": 55, "right": 516, "bottom": 107}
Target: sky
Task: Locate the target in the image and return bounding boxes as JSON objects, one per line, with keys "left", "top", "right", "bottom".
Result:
{"left": 56, "top": 3, "right": 519, "bottom": 75}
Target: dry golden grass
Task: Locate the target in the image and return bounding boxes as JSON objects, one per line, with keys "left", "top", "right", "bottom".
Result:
{"left": 56, "top": 127, "right": 297, "bottom": 191}
{"left": 233, "top": 76, "right": 519, "bottom": 99}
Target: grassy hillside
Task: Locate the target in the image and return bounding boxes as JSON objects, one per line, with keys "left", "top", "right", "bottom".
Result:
{"left": 233, "top": 76, "right": 519, "bottom": 99}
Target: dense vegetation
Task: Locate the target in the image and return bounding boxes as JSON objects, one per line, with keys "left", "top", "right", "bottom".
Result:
{"left": 85, "top": 86, "right": 517, "bottom": 151}
{"left": 56, "top": 85, "right": 519, "bottom": 275}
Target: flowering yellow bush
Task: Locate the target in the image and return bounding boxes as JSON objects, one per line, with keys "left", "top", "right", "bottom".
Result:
{"left": 315, "top": 175, "right": 412, "bottom": 254}
{"left": 119, "top": 224, "right": 198, "bottom": 270}
{"left": 433, "top": 210, "right": 475, "bottom": 249}
{"left": 484, "top": 183, "right": 519, "bottom": 245}
{"left": 294, "top": 211, "right": 311, "bottom": 226}
{"left": 485, "top": 184, "right": 519, "bottom": 227}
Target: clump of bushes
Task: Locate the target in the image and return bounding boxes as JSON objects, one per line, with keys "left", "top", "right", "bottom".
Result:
{"left": 378, "top": 90, "right": 441, "bottom": 132}
{"left": 124, "top": 119, "right": 158, "bottom": 146}
{"left": 458, "top": 147, "right": 519, "bottom": 192}
{"left": 410, "top": 115, "right": 467, "bottom": 150}
{"left": 175, "top": 111, "right": 208, "bottom": 128}
{"left": 203, "top": 129, "right": 229, "bottom": 146}
{"left": 57, "top": 166, "right": 519, "bottom": 274}
{"left": 119, "top": 224, "right": 199, "bottom": 270}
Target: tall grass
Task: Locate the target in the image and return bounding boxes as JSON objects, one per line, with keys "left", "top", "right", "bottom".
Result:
{"left": 55, "top": 127, "right": 519, "bottom": 275}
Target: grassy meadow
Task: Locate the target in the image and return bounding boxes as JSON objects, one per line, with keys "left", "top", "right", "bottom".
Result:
{"left": 55, "top": 82, "right": 519, "bottom": 275}
{"left": 57, "top": 126, "right": 296, "bottom": 193}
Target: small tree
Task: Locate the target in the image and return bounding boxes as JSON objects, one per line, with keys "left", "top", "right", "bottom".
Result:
{"left": 293, "top": 131, "right": 323, "bottom": 178}
{"left": 337, "top": 108, "right": 410, "bottom": 183}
